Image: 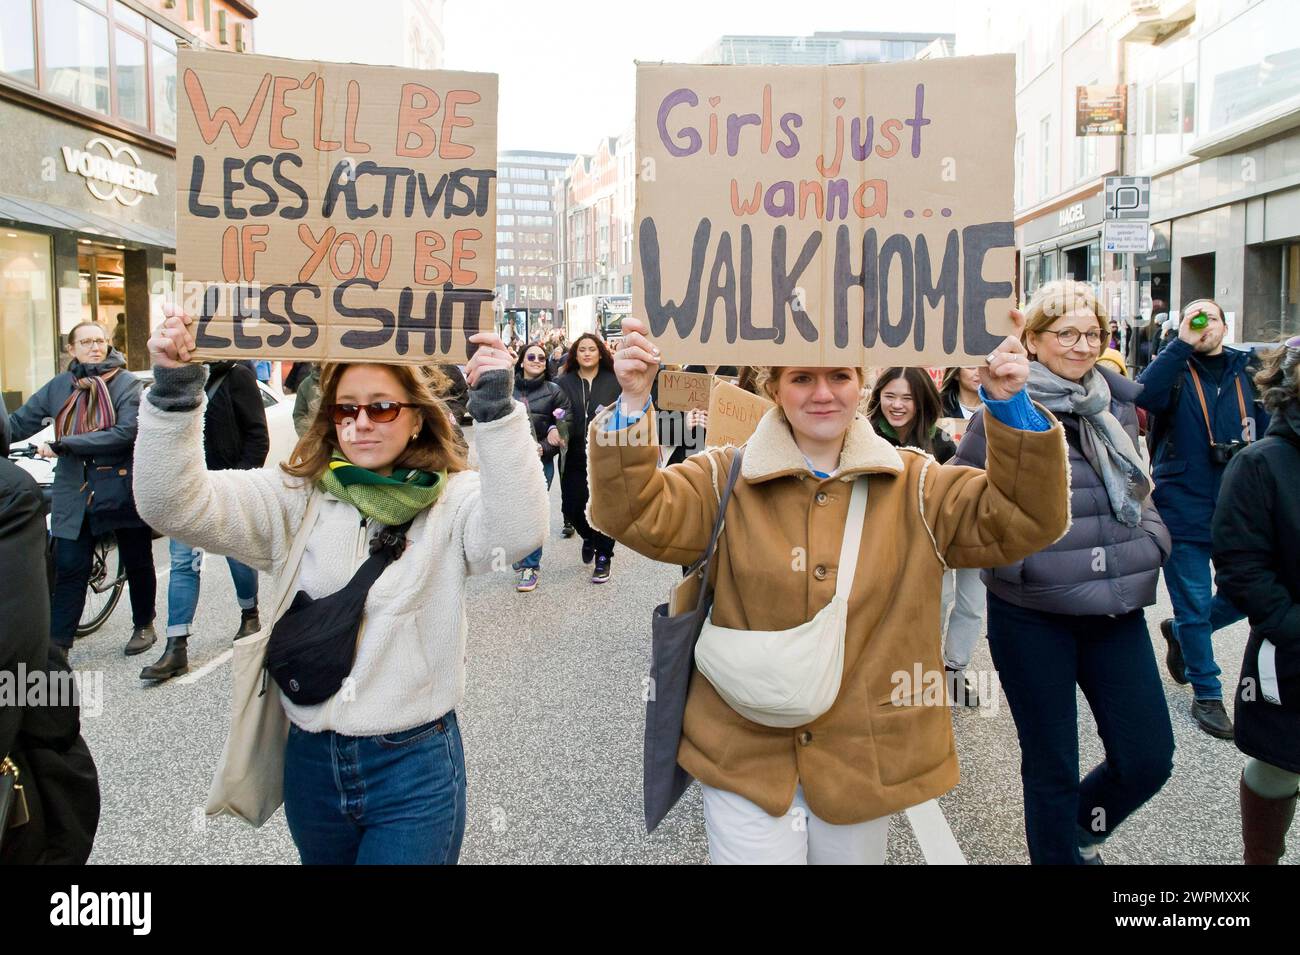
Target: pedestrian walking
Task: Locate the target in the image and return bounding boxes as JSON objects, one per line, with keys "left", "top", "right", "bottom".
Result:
{"left": 5, "top": 322, "right": 157, "bottom": 658}
{"left": 133, "top": 306, "right": 547, "bottom": 865}
{"left": 1212, "top": 336, "right": 1300, "bottom": 864}
{"left": 556, "top": 333, "right": 621, "bottom": 583}
{"left": 588, "top": 314, "right": 1069, "bottom": 864}
{"left": 142, "top": 360, "right": 270, "bottom": 682}
{"left": 952, "top": 280, "right": 1174, "bottom": 864}
{"left": 865, "top": 367, "right": 957, "bottom": 462}
{"left": 1137, "top": 298, "right": 1267, "bottom": 739}
{"left": 511, "top": 342, "right": 572, "bottom": 592}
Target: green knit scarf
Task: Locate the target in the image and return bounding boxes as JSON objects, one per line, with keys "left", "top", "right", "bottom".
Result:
{"left": 318, "top": 452, "right": 446, "bottom": 525}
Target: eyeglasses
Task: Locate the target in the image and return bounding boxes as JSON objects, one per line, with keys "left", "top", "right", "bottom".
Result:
{"left": 327, "top": 402, "right": 418, "bottom": 425}
{"left": 1041, "top": 328, "right": 1104, "bottom": 348}
{"left": 524, "top": 353, "right": 546, "bottom": 361}
{"left": 74, "top": 338, "right": 108, "bottom": 348}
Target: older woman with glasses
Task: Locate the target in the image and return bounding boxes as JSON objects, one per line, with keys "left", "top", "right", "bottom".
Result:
{"left": 511, "top": 341, "right": 573, "bottom": 591}
{"left": 952, "top": 280, "right": 1174, "bottom": 864}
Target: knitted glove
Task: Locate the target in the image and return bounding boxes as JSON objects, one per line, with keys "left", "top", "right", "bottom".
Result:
{"left": 467, "top": 367, "right": 514, "bottom": 423}
{"left": 147, "top": 363, "right": 207, "bottom": 412}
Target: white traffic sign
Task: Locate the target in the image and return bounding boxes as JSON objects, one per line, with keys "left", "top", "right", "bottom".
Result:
{"left": 1103, "top": 220, "right": 1149, "bottom": 253}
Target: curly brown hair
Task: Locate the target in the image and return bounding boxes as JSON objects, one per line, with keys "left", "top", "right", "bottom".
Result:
{"left": 281, "top": 363, "right": 469, "bottom": 480}
{"left": 1252, "top": 336, "right": 1300, "bottom": 413}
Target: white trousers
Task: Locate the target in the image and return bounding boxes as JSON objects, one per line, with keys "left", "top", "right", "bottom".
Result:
{"left": 701, "top": 783, "right": 889, "bottom": 865}
{"left": 940, "top": 567, "right": 986, "bottom": 671}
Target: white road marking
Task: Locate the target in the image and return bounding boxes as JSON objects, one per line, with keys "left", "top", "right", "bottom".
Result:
{"left": 173, "top": 648, "right": 233, "bottom": 685}
{"left": 905, "top": 799, "right": 967, "bottom": 865}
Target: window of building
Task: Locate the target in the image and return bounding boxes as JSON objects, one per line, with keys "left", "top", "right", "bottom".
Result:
{"left": 0, "top": 2, "right": 37, "bottom": 84}
{"left": 152, "top": 31, "right": 177, "bottom": 139}
{"left": 0, "top": 228, "right": 56, "bottom": 408}
{"left": 42, "top": 0, "right": 111, "bottom": 114}
{"left": 1039, "top": 115, "right": 1051, "bottom": 200}
{"left": 496, "top": 231, "right": 514, "bottom": 243}
{"left": 1200, "top": 0, "right": 1300, "bottom": 136}
{"left": 114, "top": 22, "right": 147, "bottom": 127}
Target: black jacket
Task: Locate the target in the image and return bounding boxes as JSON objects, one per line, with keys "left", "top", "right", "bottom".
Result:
{"left": 514, "top": 371, "right": 572, "bottom": 460}
{"left": 203, "top": 362, "right": 269, "bottom": 472}
{"left": 556, "top": 367, "right": 621, "bottom": 475}
{"left": 871, "top": 416, "right": 957, "bottom": 463}
{"left": 1213, "top": 400, "right": 1300, "bottom": 771}
{"left": 0, "top": 459, "right": 100, "bottom": 864}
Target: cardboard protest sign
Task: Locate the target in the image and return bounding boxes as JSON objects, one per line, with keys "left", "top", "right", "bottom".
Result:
{"left": 705, "top": 380, "right": 774, "bottom": 448}
{"left": 935, "top": 416, "right": 969, "bottom": 445}
{"left": 177, "top": 50, "right": 497, "bottom": 364}
{"left": 635, "top": 57, "right": 1016, "bottom": 367}
{"left": 657, "top": 370, "right": 714, "bottom": 411}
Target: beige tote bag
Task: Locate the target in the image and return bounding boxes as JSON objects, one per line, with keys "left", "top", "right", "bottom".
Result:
{"left": 205, "top": 491, "right": 321, "bottom": 826}
{"left": 694, "top": 476, "right": 868, "bottom": 728}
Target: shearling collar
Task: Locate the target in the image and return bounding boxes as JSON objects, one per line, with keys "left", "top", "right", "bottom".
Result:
{"left": 741, "top": 408, "right": 904, "bottom": 483}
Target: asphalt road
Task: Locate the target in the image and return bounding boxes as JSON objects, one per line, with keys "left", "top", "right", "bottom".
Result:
{"left": 68, "top": 450, "right": 1292, "bottom": 865}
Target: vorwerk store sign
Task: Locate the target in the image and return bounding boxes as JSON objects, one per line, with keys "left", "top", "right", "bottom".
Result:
{"left": 61, "top": 137, "right": 160, "bottom": 207}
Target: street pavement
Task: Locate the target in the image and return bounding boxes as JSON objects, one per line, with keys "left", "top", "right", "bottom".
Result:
{"left": 71, "top": 443, "right": 1294, "bottom": 865}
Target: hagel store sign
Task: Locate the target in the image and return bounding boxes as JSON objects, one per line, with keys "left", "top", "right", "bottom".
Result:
{"left": 61, "top": 137, "right": 160, "bottom": 206}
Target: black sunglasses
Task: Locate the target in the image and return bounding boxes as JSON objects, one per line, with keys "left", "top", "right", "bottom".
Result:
{"left": 524, "top": 352, "right": 547, "bottom": 361}
{"left": 327, "top": 401, "right": 418, "bottom": 425}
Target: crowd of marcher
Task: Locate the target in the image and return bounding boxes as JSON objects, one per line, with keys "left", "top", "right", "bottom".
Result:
{"left": 2, "top": 282, "right": 1296, "bottom": 867}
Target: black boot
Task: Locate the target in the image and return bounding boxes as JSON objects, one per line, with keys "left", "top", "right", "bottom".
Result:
{"left": 140, "top": 636, "right": 188, "bottom": 682}
{"left": 234, "top": 607, "right": 261, "bottom": 640}
{"left": 124, "top": 624, "right": 157, "bottom": 656}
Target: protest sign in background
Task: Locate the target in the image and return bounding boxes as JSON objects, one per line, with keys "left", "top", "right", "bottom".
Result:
{"left": 177, "top": 50, "right": 497, "bottom": 364}
{"left": 705, "top": 380, "right": 774, "bottom": 448}
{"left": 635, "top": 57, "right": 1016, "bottom": 367}
{"left": 656, "top": 370, "right": 714, "bottom": 411}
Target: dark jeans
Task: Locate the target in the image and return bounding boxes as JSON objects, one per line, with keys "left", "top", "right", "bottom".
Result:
{"left": 50, "top": 517, "right": 156, "bottom": 648}
{"left": 283, "top": 711, "right": 466, "bottom": 865}
{"left": 1163, "top": 539, "right": 1246, "bottom": 700}
{"left": 560, "top": 462, "right": 614, "bottom": 559}
{"left": 986, "top": 593, "right": 1175, "bottom": 865}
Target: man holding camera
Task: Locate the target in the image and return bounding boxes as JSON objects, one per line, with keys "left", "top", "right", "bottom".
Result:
{"left": 1137, "top": 299, "right": 1267, "bottom": 739}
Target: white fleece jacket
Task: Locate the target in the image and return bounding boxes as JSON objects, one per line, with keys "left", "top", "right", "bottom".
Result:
{"left": 133, "top": 397, "right": 548, "bottom": 736}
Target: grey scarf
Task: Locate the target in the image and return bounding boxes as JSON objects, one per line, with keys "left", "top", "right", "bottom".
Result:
{"left": 1027, "top": 362, "right": 1152, "bottom": 527}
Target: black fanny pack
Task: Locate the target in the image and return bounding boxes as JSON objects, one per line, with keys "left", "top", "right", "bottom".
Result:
{"left": 266, "top": 518, "right": 414, "bottom": 706}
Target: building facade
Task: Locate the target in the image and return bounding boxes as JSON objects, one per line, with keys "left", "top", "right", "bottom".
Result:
{"left": 971, "top": 0, "right": 1299, "bottom": 350}
{"left": 254, "top": 0, "right": 444, "bottom": 70}
{"left": 0, "top": 0, "right": 256, "bottom": 408}
{"left": 697, "top": 31, "right": 956, "bottom": 66}
{"left": 494, "top": 150, "right": 572, "bottom": 342}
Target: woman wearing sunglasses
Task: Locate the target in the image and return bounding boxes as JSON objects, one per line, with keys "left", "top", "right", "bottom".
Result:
{"left": 132, "top": 306, "right": 548, "bottom": 864}
{"left": 511, "top": 341, "right": 573, "bottom": 591}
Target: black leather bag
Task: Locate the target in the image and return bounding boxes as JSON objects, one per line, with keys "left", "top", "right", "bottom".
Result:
{"left": 265, "top": 519, "right": 413, "bottom": 706}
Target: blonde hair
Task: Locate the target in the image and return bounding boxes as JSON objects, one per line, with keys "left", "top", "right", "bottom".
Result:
{"left": 281, "top": 362, "right": 468, "bottom": 481}
{"left": 1022, "top": 280, "right": 1108, "bottom": 357}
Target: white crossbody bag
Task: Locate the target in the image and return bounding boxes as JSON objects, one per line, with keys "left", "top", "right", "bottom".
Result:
{"left": 694, "top": 476, "right": 868, "bottom": 728}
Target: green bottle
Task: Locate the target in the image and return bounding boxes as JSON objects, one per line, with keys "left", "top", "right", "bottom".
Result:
{"left": 1190, "top": 312, "right": 1209, "bottom": 330}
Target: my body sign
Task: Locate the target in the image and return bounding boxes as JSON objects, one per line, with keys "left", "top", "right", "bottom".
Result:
{"left": 177, "top": 50, "right": 497, "bottom": 363}
{"left": 634, "top": 58, "right": 1017, "bottom": 366}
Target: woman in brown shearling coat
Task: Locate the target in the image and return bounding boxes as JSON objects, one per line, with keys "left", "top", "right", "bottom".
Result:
{"left": 589, "top": 315, "right": 1071, "bottom": 864}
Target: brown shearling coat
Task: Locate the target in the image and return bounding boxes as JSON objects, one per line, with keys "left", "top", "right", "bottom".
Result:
{"left": 588, "top": 402, "right": 1070, "bottom": 824}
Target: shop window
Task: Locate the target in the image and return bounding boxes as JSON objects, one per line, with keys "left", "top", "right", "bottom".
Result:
{"left": 0, "top": 1, "right": 37, "bottom": 85}
{"left": 0, "top": 229, "right": 56, "bottom": 409}
{"left": 1244, "top": 242, "right": 1300, "bottom": 343}
{"left": 42, "top": 0, "right": 111, "bottom": 115}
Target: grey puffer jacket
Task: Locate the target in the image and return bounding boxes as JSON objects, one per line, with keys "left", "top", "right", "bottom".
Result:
{"left": 951, "top": 366, "right": 1171, "bottom": 616}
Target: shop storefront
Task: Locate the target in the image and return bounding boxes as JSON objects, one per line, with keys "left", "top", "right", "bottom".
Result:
{"left": 1018, "top": 191, "right": 1107, "bottom": 302}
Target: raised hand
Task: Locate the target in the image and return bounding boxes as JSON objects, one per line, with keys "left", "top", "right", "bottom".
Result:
{"left": 978, "top": 308, "right": 1031, "bottom": 402}
{"left": 612, "top": 316, "right": 661, "bottom": 413}
{"left": 149, "top": 303, "right": 196, "bottom": 368}
{"left": 465, "top": 331, "right": 514, "bottom": 388}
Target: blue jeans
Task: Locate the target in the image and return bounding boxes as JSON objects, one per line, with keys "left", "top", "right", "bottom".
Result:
{"left": 515, "top": 455, "right": 554, "bottom": 571}
{"left": 166, "top": 537, "right": 258, "bottom": 637}
{"left": 283, "top": 711, "right": 466, "bottom": 865}
{"left": 1163, "top": 539, "right": 1246, "bottom": 700}
{"left": 987, "top": 593, "right": 1175, "bottom": 865}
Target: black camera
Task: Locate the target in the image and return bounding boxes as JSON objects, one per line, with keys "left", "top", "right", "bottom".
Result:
{"left": 1209, "top": 441, "right": 1245, "bottom": 465}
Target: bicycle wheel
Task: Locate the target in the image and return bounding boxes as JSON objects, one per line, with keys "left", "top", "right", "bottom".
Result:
{"left": 75, "top": 537, "right": 125, "bottom": 638}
